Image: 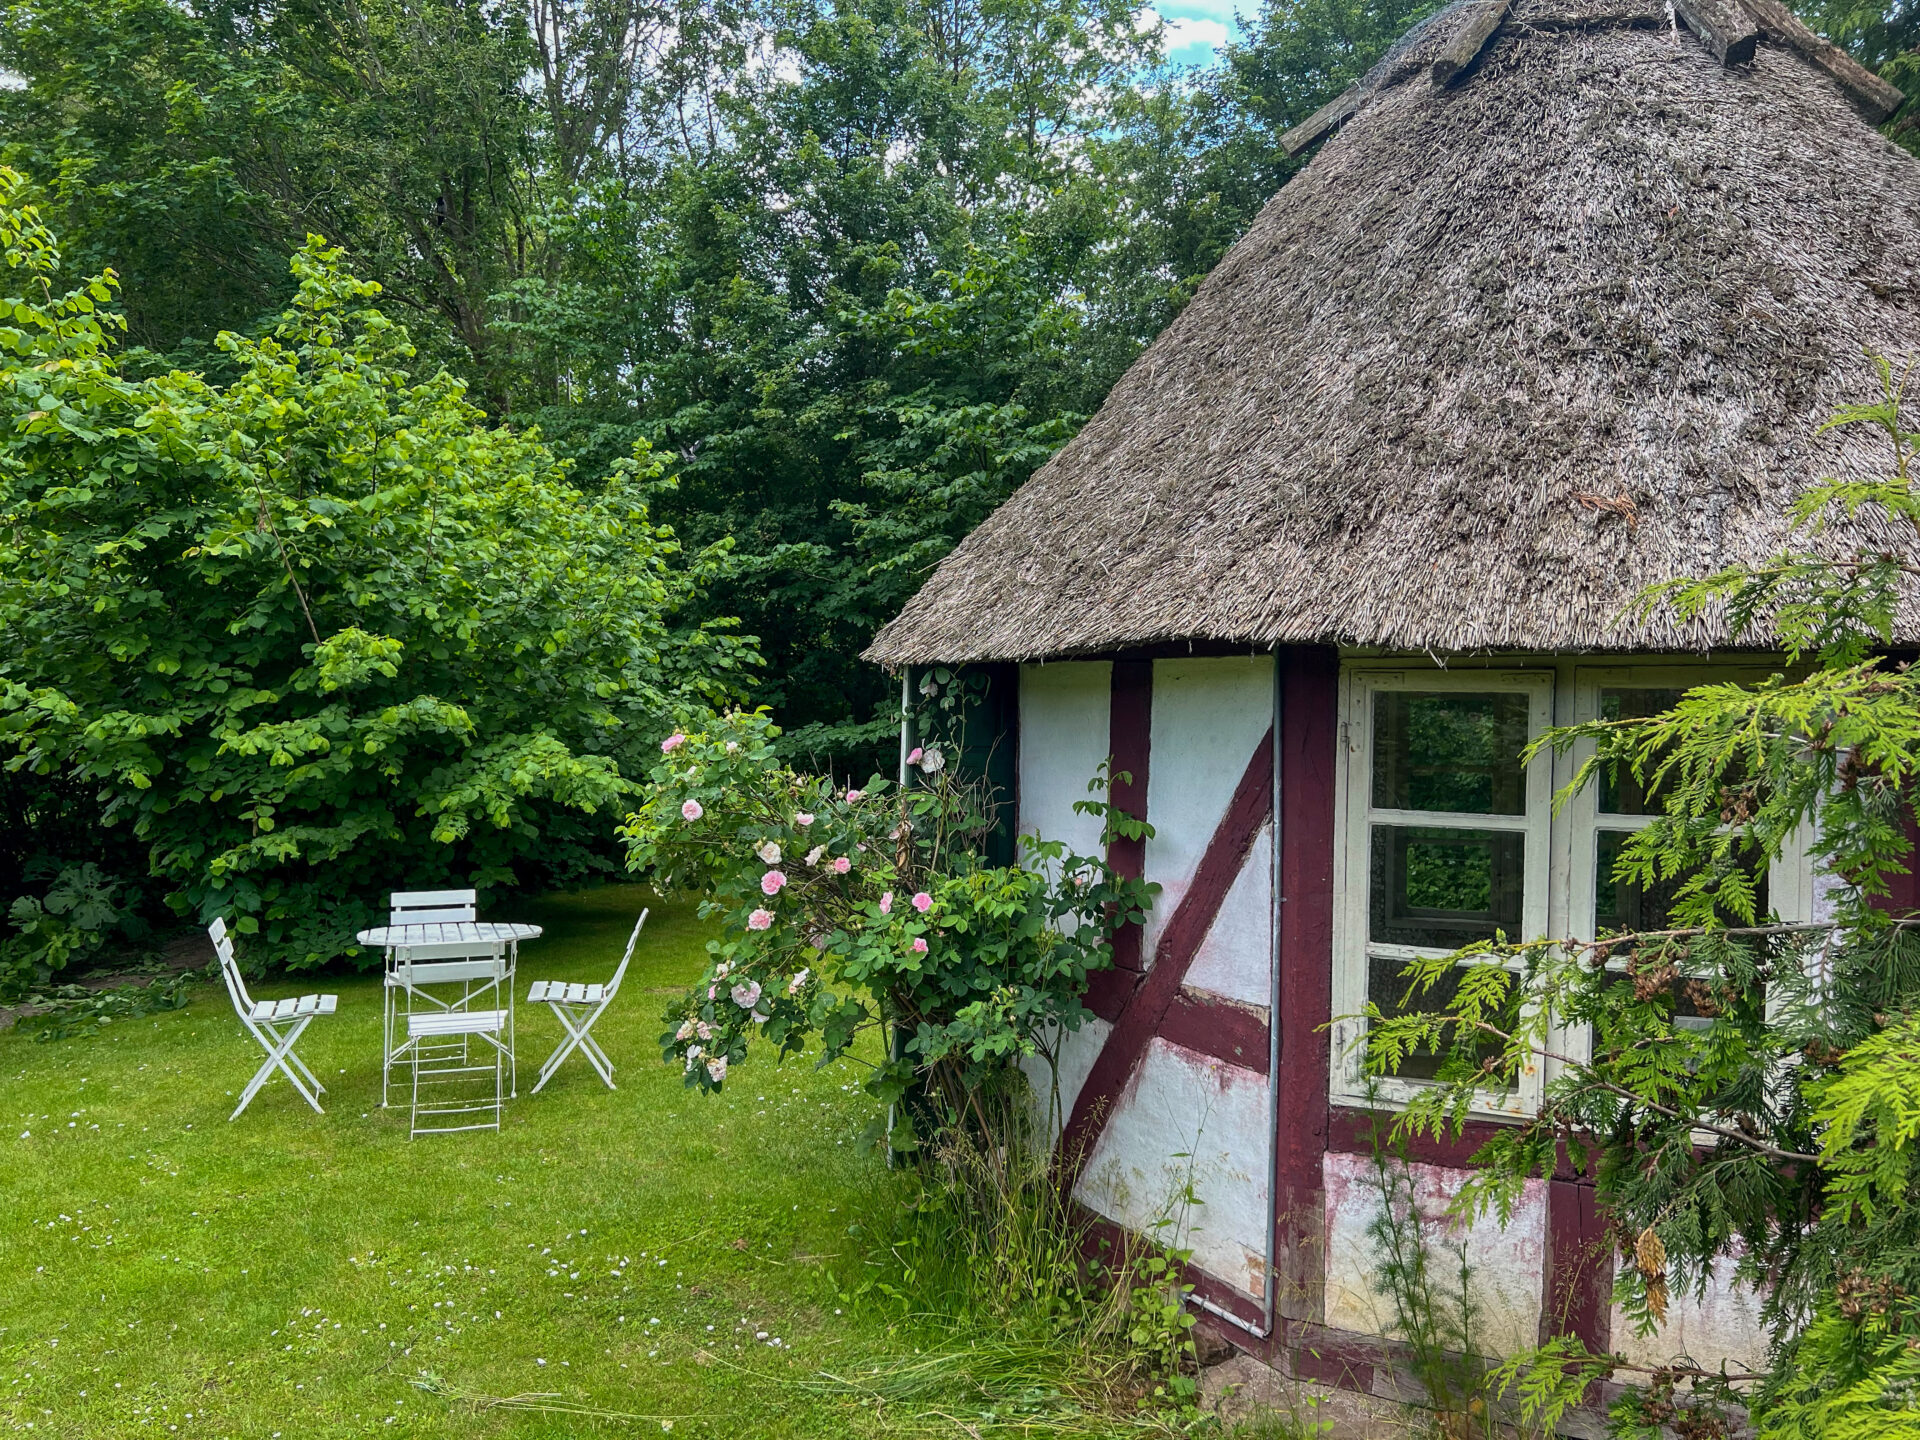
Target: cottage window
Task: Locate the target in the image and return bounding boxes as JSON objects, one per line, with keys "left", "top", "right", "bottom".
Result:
{"left": 1333, "top": 662, "right": 1815, "bottom": 1118}
{"left": 1565, "top": 668, "right": 1811, "bottom": 1049}
{"left": 1333, "top": 668, "right": 1554, "bottom": 1116}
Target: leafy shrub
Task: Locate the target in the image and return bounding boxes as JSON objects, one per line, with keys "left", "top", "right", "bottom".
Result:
{"left": 0, "top": 862, "right": 143, "bottom": 996}
{"left": 620, "top": 707, "right": 1153, "bottom": 1140}
{"left": 0, "top": 171, "right": 754, "bottom": 967}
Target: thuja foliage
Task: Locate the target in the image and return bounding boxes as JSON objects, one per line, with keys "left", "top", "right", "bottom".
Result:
{"left": 1361, "top": 358, "right": 1920, "bottom": 1437}
{"left": 0, "top": 173, "right": 754, "bottom": 969}
{"left": 620, "top": 706, "right": 1155, "bottom": 1143}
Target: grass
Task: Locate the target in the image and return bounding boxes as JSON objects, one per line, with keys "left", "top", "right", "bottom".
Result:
{"left": 0, "top": 884, "right": 952, "bottom": 1439}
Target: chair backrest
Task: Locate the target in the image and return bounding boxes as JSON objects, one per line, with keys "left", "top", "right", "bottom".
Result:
{"left": 388, "top": 888, "right": 477, "bottom": 927}
{"left": 207, "top": 917, "right": 255, "bottom": 1019}
{"left": 603, "top": 910, "right": 648, "bottom": 1003}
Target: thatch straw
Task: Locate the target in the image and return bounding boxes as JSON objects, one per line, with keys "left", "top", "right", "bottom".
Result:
{"left": 865, "top": 0, "right": 1920, "bottom": 666}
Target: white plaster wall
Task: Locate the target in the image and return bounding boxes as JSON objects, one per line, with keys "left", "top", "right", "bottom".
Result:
{"left": 1076, "top": 1038, "right": 1272, "bottom": 1298}
{"left": 1021, "top": 1016, "right": 1112, "bottom": 1140}
{"left": 1322, "top": 1150, "right": 1548, "bottom": 1357}
{"left": 1017, "top": 662, "right": 1112, "bottom": 861}
{"left": 1143, "top": 657, "right": 1273, "bottom": 968}
{"left": 1184, "top": 822, "right": 1273, "bottom": 1011}
{"left": 1611, "top": 1255, "right": 1768, "bottom": 1376}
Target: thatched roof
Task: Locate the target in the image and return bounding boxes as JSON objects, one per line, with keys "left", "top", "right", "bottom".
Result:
{"left": 866, "top": 0, "right": 1920, "bottom": 666}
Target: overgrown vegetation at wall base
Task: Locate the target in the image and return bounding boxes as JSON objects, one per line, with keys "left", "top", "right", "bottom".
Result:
{"left": 0, "top": 175, "right": 753, "bottom": 974}
{"left": 1359, "top": 366, "right": 1920, "bottom": 1438}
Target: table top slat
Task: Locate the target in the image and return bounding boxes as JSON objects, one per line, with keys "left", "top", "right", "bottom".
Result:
{"left": 355, "top": 921, "right": 542, "bottom": 946}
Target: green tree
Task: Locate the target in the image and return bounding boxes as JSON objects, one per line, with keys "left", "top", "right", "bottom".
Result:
{"left": 0, "top": 172, "right": 754, "bottom": 968}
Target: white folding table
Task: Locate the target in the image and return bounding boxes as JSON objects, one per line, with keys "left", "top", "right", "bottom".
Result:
{"left": 356, "top": 921, "right": 543, "bottom": 1103}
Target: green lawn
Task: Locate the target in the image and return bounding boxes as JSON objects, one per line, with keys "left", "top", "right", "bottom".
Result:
{"left": 0, "top": 885, "right": 933, "bottom": 1439}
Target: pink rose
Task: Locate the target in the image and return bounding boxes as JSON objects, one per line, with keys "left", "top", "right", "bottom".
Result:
{"left": 681, "top": 799, "right": 704, "bottom": 821}
{"left": 731, "top": 981, "right": 763, "bottom": 1010}
{"left": 794, "top": 812, "right": 814, "bottom": 828}
{"left": 746, "top": 909, "right": 774, "bottom": 931}
{"left": 705, "top": 1055, "right": 728, "bottom": 1083}
{"left": 879, "top": 891, "right": 893, "bottom": 915}
{"left": 911, "top": 892, "right": 932, "bottom": 913}
{"left": 845, "top": 789, "right": 864, "bottom": 802}
{"left": 788, "top": 969, "right": 810, "bottom": 994}
{"left": 906, "top": 747, "right": 922, "bottom": 765}
{"left": 761, "top": 870, "right": 787, "bottom": 896}
{"left": 832, "top": 856, "right": 851, "bottom": 875}
{"left": 912, "top": 937, "right": 928, "bottom": 954}
{"left": 661, "top": 733, "right": 685, "bottom": 754}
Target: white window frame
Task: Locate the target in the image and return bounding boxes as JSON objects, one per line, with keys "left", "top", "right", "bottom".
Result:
{"left": 1332, "top": 665, "right": 1556, "bottom": 1118}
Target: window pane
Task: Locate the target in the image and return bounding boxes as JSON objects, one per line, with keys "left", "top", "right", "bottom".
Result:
{"left": 1370, "top": 825, "right": 1525, "bottom": 948}
{"left": 1594, "top": 829, "right": 1768, "bottom": 934}
{"left": 1372, "top": 691, "right": 1530, "bottom": 815}
{"left": 1598, "top": 688, "right": 1684, "bottom": 815}
{"left": 1368, "top": 955, "right": 1506, "bottom": 1079}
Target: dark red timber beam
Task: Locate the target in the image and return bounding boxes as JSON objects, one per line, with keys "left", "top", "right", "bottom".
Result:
{"left": 1543, "top": 1180, "right": 1611, "bottom": 1352}
{"left": 1160, "top": 990, "right": 1272, "bottom": 1073}
{"left": 1086, "top": 659, "right": 1154, "bottom": 1021}
{"left": 1273, "top": 647, "right": 1339, "bottom": 1323}
{"left": 1061, "top": 720, "right": 1277, "bottom": 1176}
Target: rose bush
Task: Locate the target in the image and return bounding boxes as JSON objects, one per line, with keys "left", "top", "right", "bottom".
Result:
{"left": 620, "top": 708, "right": 1155, "bottom": 1143}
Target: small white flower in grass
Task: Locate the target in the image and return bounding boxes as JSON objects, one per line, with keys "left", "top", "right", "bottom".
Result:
{"left": 747, "top": 909, "right": 774, "bottom": 931}
{"left": 730, "top": 981, "right": 762, "bottom": 1010}
{"left": 756, "top": 841, "right": 782, "bottom": 865}
{"left": 680, "top": 799, "right": 703, "bottom": 822}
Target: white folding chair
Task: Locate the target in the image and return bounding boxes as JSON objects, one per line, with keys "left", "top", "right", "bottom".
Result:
{"left": 209, "top": 918, "right": 337, "bottom": 1121}
{"left": 402, "top": 949, "right": 509, "bottom": 1136}
{"left": 381, "top": 889, "right": 519, "bottom": 1104}
{"left": 526, "top": 910, "right": 646, "bottom": 1093}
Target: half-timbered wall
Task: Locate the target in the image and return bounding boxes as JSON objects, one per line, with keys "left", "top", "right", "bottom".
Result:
{"left": 1010, "top": 648, "right": 1778, "bottom": 1399}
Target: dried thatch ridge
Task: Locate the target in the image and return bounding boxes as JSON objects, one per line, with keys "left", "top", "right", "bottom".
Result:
{"left": 866, "top": 0, "right": 1920, "bottom": 666}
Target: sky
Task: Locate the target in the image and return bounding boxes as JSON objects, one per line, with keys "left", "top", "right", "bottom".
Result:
{"left": 1147, "top": 0, "right": 1246, "bottom": 67}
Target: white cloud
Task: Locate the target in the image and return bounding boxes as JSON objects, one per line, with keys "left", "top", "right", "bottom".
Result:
{"left": 1161, "top": 14, "right": 1229, "bottom": 50}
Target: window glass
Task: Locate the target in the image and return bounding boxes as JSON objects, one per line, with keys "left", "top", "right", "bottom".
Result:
{"left": 1598, "top": 688, "right": 1684, "bottom": 815}
{"left": 1370, "top": 825, "right": 1524, "bottom": 948}
{"left": 1367, "top": 955, "right": 1506, "bottom": 1079}
{"left": 1593, "top": 830, "right": 1769, "bottom": 933}
{"left": 1593, "top": 829, "right": 1768, "bottom": 1031}
{"left": 1372, "top": 692, "right": 1529, "bottom": 815}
